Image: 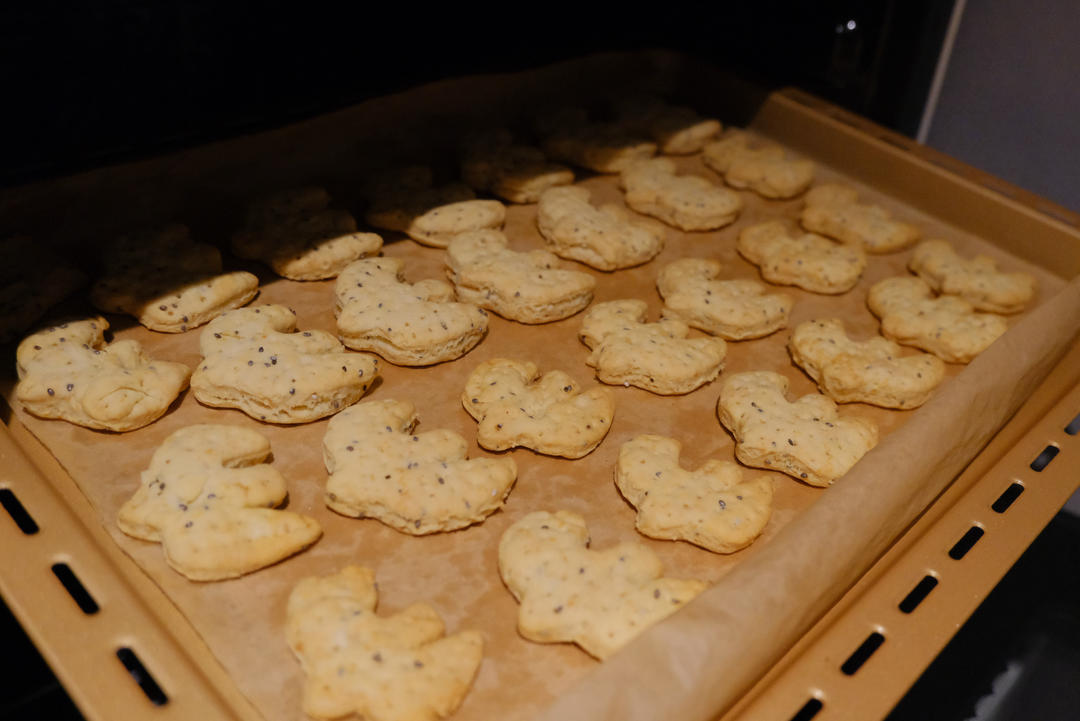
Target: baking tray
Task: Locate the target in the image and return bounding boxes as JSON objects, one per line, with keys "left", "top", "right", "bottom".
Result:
{"left": 1, "top": 51, "right": 1079, "bottom": 721}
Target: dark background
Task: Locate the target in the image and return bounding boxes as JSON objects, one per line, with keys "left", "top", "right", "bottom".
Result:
{"left": 1, "top": 1, "right": 955, "bottom": 188}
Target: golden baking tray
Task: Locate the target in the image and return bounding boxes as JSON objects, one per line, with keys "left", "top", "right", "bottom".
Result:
{"left": 1, "top": 51, "right": 1078, "bottom": 721}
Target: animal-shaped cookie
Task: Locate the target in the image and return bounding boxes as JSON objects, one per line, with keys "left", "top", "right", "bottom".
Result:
{"left": 445, "top": 230, "right": 595, "bottom": 323}
{"left": 498, "top": 510, "right": 706, "bottom": 660}
{"left": 462, "top": 358, "right": 614, "bottom": 458}
{"left": 232, "top": 187, "right": 383, "bottom": 280}
{"left": 616, "top": 435, "right": 773, "bottom": 553}
{"left": 460, "top": 128, "right": 575, "bottom": 203}
{"left": 867, "top": 276, "right": 1009, "bottom": 363}
{"left": 800, "top": 184, "right": 920, "bottom": 253}
{"left": 363, "top": 166, "right": 506, "bottom": 248}
{"left": 618, "top": 158, "right": 743, "bottom": 231}
{"left": 909, "top": 239, "right": 1037, "bottom": 314}
{"left": 717, "top": 371, "right": 878, "bottom": 486}
{"left": 788, "top": 318, "right": 946, "bottom": 409}
{"left": 191, "top": 305, "right": 378, "bottom": 423}
{"left": 612, "top": 94, "right": 722, "bottom": 155}
{"left": 0, "top": 235, "right": 86, "bottom": 343}
{"left": 287, "top": 566, "right": 483, "bottom": 721}
{"left": 702, "top": 129, "right": 815, "bottom": 199}
{"left": 117, "top": 425, "right": 322, "bottom": 580}
{"left": 579, "top": 299, "right": 727, "bottom": 395}
{"left": 15, "top": 318, "right": 190, "bottom": 432}
{"left": 535, "top": 107, "right": 658, "bottom": 174}
{"left": 323, "top": 398, "right": 517, "bottom": 534}
{"left": 335, "top": 257, "right": 488, "bottom": 366}
{"left": 91, "top": 224, "right": 259, "bottom": 332}
{"left": 737, "top": 220, "right": 866, "bottom": 294}
{"left": 657, "top": 258, "right": 793, "bottom": 340}
{"left": 536, "top": 185, "right": 665, "bottom": 270}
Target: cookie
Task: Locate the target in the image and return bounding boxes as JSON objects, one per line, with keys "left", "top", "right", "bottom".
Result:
{"left": 615, "top": 434, "right": 773, "bottom": 553}
{"left": 536, "top": 107, "right": 658, "bottom": 174}
{"left": 445, "top": 230, "right": 595, "bottom": 324}
{"left": 0, "top": 235, "right": 87, "bottom": 343}
{"left": 364, "top": 168, "right": 505, "bottom": 248}
{"left": 191, "top": 305, "right": 379, "bottom": 423}
{"left": 736, "top": 220, "right": 866, "bottom": 294}
{"left": 460, "top": 128, "right": 575, "bottom": 203}
{"left": 462, "top": 358, "right": 614, "bottom": 458}
{"left": 612, "top": 94, "right": 722, "bottom": 155}
{"left": 579, "top": 299, "right": 727, "bottom": 395}
{"left": 323, "top": 398, "right": 517, "bottom": 534}
{"left": 701, "top": 129, "right": 815, "bottom": 199}
{"left": 535, "top": 185, "right": 665, "bottom": 270}
{"left": 497, "top": 510, "right": 706, "bottom": 660}
{"left": 788, "top": 318, "right": 946, "bottom": 409}
{"left": 657, "top": 258, "right": 793, "bottom": 340}
{"left": 91, "top": 224, "right": 260, "bottom": 332}
{"left": 618, "top": 158, "right": 743, "bottom": 231}
{"left": 867, "top": 276, "right": 1008, "bottom": 363}
{"left": 15, "top": 317, "right": 190, "bottom": 432}
{"left": 908, "top": 238, "right": 1037, "bottom": 314}
{"left": 117, "top": 425, "right": 322, "bottom": 581}
{"left": 286, "top": 565, "right": 483, "bottom": 721}
{"left": 335, "top": 257, "right": 488, "bottom": 366}
{"left": 716, "top": 370, "right": 879, "bottom": 487}
{"left": 232, "top": 187, "right": 383, "bottom": 280}
{"left": 800, "top": 184, "right": 921, "bottom": 253}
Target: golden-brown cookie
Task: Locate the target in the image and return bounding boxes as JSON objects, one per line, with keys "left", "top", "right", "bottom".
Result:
{"left": 657, "top": 258, "right": 793, "bottom": 340}
{"left": 287, "top": 566, "right": 483, "bottom": 721}
{"left": 323, "top": 398, "right": 517, "bottom": 534}
{"left": 717, "top": 370, "right": 878, "bottom": 486}
{"left": 788, "top": 318, "right": 946, "bottom": 409}
{"left": 117, "top": 424, "right": 322, "bottom": 580}
{"left": 462, "top": 358, "right": 614, "bottom": 458}
{"left": 909, "top": 238, "right": 1037, "bottom": 313}
{"left": 335, "top": 257, "right": 488, "bottom": 366}
{"left": 615, "top": 434, "right": 773, "bottom": 553}
{"left": 498, "top": 510, "right": 706, "bottom": 659}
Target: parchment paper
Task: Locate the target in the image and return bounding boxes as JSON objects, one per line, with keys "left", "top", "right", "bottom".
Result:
{"left": 1, "top": 54, "right": 1077, "bottom": 721}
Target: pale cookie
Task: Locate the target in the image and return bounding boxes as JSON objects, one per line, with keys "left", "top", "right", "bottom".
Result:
{"left": 0, "top": 235, "right": 86, "bottom": 343}
{"left": 657, "top": 258, "right": 793, "bottom": 340}
{"left": 867, "top": 276, "right": 1008, "bottom": 363}
{"left": 615, "top": 434, "right": 773, "bottom": 553}
{"left": 536, "top": 107, "right": 658, "bottom": 174}
{"left": 91, "top": 224, "right": 259, "bottom": 332}
{"left": 612, "top": 94, "right": 722, "bottom": 155}
{"left": 323, "top": 398, "right": 517, "bottom": 534}
{"left": 579, "top": 299, "right": 727, "bottom": 395}
{"left": 364, "top": 168, "right": 505, "bottom": 248}
{"left": 789, "top": 318, "right": 946, "bottom": 409}
{"left": 445, "top": 230, "right": 595, "bottom": 324}
{"left": 498, "top": 509, "right": 707, "bottom": 660}
{"left": 736, "top": 220, "right": 866, "bottom": 294}
{"left": 909, "top": 238, "right": 1037, "bottom": 314}
{"left": 618, "top": 158, "right": 742, "bottom": 231}
{"left": 232, "top": 187, "right": 383, "bottom": 280}
{"left": 800, "top": 184, "right": 921, "bottom": 253}
{"left": 335, "top": 257, "right": 488, "bottom": 366}
{"left": 702, "top": 129, "right": 815, "bottom": 199}
{"left": 287, "top": 565, "right": 483, "bottom": 721}
{"left": 117, "top": 425, "right": 321, "bottom": 580}
{"left": 460, "top": 128, "right": 575, "bottom": 203}
{"left": 15, "top": 318, "right": 190, "bottom": 432}
{"left": 191, "top": 305, "right": 379, "bottom": 423}
{"left": 462, "top": 358, "right": 614, "bottom": 458}
{"left": 717, "top": 370, "right": 879, "bottom": 486}
{"left": 536, "top": 185, "right": 665, "bottom": 270}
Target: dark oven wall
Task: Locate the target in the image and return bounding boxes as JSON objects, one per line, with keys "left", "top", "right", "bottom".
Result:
{"left": 2, "top": 1, "right": 954, "bottom": 187}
